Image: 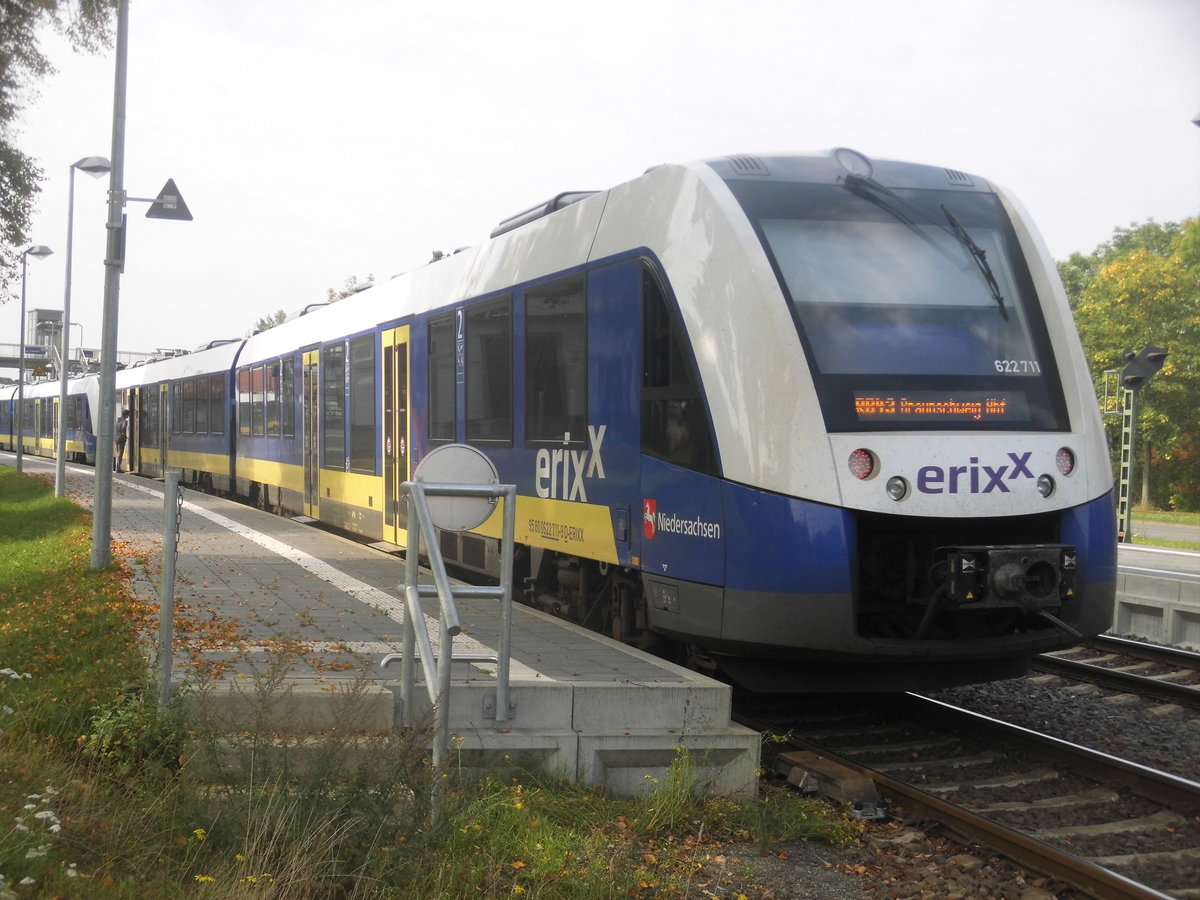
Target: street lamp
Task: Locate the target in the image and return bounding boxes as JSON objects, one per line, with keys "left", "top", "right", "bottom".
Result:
{"left": 16, "top": 244, "right": 54, "bottom": 474}
{"left": 55, "top": 155, "right": 111, "bottom": 497}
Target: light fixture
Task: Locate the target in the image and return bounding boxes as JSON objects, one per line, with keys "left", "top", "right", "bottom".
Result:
{"left": 55, "top": 156, "right": 111, "bottom": 496}
{"left": 15, "top": 245, "right": 55, "bottom": 474}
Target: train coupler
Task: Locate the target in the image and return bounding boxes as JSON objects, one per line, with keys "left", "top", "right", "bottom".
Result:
{"left": 941, "top": 544, "right": 1076, "bottom": 611}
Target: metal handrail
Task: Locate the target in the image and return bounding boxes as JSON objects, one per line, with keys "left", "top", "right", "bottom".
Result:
{"left": 380, "top": 479, "right": 517, "bottom": 786}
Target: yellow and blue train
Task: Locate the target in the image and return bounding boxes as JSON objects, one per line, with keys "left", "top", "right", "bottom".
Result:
{"left": 2, "top": 150, "right": 1117, "bottom": 691}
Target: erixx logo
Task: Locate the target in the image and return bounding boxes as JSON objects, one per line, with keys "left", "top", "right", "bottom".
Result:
{"left": 534, "top": 425, "right": 607, "bottom": 502}
{"left": 917, "top": 452, "right": 1034, "bottom": 494}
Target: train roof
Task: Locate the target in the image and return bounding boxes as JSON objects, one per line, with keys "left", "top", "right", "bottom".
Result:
{"left": 114, "top": 339, "right": 245, "bottom": 387}
{"left": 173, "top": 150, "right": 997, "bottom": 370}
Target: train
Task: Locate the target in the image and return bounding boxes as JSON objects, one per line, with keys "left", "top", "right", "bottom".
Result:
{"left": 1, "top": 149, "right": 1117, "bottom": 691}
{"left": 1, "top": 375, "right": 101, "bottom": 464}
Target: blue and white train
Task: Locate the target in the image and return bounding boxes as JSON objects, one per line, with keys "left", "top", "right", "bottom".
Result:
{"left": 4, "top": 150, "right": 1117, "bottom": 691}
{"left": 1, "top": 375, "right": 101, "bottom": 464}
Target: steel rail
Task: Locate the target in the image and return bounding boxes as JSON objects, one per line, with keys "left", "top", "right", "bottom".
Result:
{"left": 738, "top": 692, "right": 1200, "bottom": 900}
{"left": 1035, "top": 637, "right": 1200, "bottom": 710}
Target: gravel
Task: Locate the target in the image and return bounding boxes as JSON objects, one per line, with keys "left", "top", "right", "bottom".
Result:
{"left": 927, "top": 672, "right": 1200, "bottom": 784}
{"left": 722, "top": 669, "right": 1200, "bottom": 898}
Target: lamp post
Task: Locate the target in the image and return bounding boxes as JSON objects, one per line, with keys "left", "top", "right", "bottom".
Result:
{"left": 55, "top": 156, "right": 111, "bottom": 497}
{"left": 16, "top": 245, "right": 55, "bottom": 474}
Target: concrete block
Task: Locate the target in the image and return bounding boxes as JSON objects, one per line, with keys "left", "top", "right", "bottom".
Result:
{"left": 399, "top": 681, "right": 575, "bottom": 731}
{"left": 571, "top": 681, "right": 732, "bottom": 733}
{"left": 577, "top": 727, "right": 760, "bottom": 799}
{"left": 182, "top": 681, "right": 395, "bottom": 734}
{"left": 438, "top": 730, "right": 579, "bottom": 785}
{"left": 1115, "top": 601, "right": 1164, "bottom": 640}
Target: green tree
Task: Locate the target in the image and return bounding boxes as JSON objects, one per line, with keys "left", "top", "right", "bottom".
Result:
{"left": 251, "top": 309, "right": 287, "bottom": 334}
{"left": 326, "top": 273, "right": 375, "bottom": 302}
{"left": 1068, "top": 219, "right": 1200, "bottom": 509}
{"left": 1057, "top": 219, "right": 1182, "bottom": 309}
{"left": 1, "top": 0, "right": 115, "bottom": 294}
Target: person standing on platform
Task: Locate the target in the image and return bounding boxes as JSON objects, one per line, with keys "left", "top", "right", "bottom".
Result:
{"left": 115, "top": 409, "right": 130, "bottom": 472}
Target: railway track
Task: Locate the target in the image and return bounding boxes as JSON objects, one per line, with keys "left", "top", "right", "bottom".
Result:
{"left": 1033, "top": 636, "right": 1200, "bottom": 710}
{"left": 738, "top": 692, "right": 1200, "bottom": 899}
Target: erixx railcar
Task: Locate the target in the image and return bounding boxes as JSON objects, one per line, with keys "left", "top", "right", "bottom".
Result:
{"left": 0, "top": 375, "right": 100, "bottom": 464}
{"left": 110, "top": 149, "right": 1115, "bottom": 691}
{"left": 115, "top": 342, "right": 242, "bottom": 483}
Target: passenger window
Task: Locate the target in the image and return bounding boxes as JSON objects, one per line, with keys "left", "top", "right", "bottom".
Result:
{"left": 280, "top": 357, "right": 294, "bottom": 438}
{"left": 641, "top": 268, "right": 718, "bottom": 474}
{"left": 251, "top": 364, "right": 266, "bottom": 437}
{"left": 209, "top": 375, "right": 224, "bottom": 436}
{"left": 525, "top": 276, "right": 586, "bottom": 445}
{"left": 237, "top": 369, "right": 251, "bottom": 435}
{"left": 428, "top": 314, "right": 455, "bottom": 443}
{"left": 466, "top": 296, "right": 512, "bottom": 444}
{"left": 266, "top": 361, "right": 280, "bottom": 438}
{"left": 348, "top": 335, "right": 375, "bottom": 472}
{"left": 194, "top": 376, "right": 209, "bottom": 434}
{"left": 181, "top": 379, "right": 195, "bottom": 434}
{"left": 322, "top": 343, "right": 346, "bottom": 467}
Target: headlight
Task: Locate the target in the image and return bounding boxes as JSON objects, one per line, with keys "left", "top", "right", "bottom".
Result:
{"left": 886, "top": 476, "right": 909, "bottom": 501}
{"left": 1037, "top": 474, "right": 1056, "bottom": 498}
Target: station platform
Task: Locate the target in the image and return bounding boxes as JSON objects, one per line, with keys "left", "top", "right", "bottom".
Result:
{"left": 12, "top": 455, "right": 759, "bottom": 798}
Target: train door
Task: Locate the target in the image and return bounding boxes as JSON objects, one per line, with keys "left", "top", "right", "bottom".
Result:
{"left": 124, "top": 389, "right": 139, "bottom": 473}
{"left": 302, "top": 349, "right": 320, "bottom": 518}
{"left": 382, "top": 326, "right": 411, "bottom": 547}
{"left": 50, "top": 397, "right": 59, "bottom": 459}
{"left": 158, "top": 382, "right": 170, "bottom": 472}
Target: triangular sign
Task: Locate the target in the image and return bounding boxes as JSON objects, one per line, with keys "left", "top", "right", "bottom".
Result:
{"left": 146, "top": 178, "right": 193, "bottom": 221}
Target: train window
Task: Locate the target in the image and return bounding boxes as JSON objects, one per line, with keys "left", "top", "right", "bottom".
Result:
{"left": 209, "top": 375, "right": 224, "bottom": 436}
{"left": 428, "top": 314, "right": 455, "bottom": 443}
{"left": 280, "top": 356, "right": 295, "bottom": 438}
{"left": 143, "top": 389, "right": 159, "bottom": 448}
{"left": 237, "top": 368, "right": 252, "bottom": 435}
{"left": 642, "top": 269, "right": 718, "bottom": 474}
{"left": 348, "top": 335, "right": 375, "bottom": 472}
{"left": 525, "top": 275, "right": 586, "bottom": 445}
{"left": 727, "top": 179, "right": 1068, "bottom": 431}
{"left": 194, "top": 376, "right": 210, "bottom": 434}
{"left": 179, "top": 379, "right": 193, "bottom": 434}
{"left": 322, "top": 343, "right": 346, "bottom": 468}
{"left": 266, "top": 361, "right": 281, "bottom": 438}
{"left": 466, "top": 296, "right": 512, "bottom": 444}
{"left": 251, "top": 364, "right": 266, "bottom": 437}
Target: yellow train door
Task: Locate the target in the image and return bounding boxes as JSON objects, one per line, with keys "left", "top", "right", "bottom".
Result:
{"left": 302, "top": 349, "right": 320, "bottom": 518}
{"left": 382, "top": 326, "right": 411, "bottom": 547}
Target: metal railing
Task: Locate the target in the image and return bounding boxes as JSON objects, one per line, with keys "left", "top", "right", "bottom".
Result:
{"left": 381, "top": 478, "right": 517, "bottom": 785}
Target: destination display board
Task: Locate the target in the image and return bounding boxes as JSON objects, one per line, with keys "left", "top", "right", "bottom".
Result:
{"left": 853, "top": 390, "right": 1030, "bottom": 423}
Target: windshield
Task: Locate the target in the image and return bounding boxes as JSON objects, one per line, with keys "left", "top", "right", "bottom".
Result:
{"left": 728, "top": 180, "right": 1067, "bottom": 431}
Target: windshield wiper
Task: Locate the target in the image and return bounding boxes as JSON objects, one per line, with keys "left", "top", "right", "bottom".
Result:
{"left": 841, "top": 174, "right": 1009, "bottom": 319}
{"left": 941, "top": 205, "right": 1007, "bottom": 320}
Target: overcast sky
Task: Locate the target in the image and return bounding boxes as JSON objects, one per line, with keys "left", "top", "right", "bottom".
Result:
{"left": 4, "top": 0, "right": 1198, "bottom": 361}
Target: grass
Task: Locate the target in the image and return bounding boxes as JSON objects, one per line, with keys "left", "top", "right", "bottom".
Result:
{"left": 1128, "top": 505, "right": 1200, "bottom": 551}
{"left": 1132, "top": 509, "right": 1200, "bottom": 525}
{"left": 0, "top": 468, "right": 860, "bottom": 897}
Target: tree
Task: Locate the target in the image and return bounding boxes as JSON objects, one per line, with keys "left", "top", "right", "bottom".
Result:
{"left": 251, "top": 309, "right": 287, "bottom": 335}
{"left": 1, "top": 0, "right": 116, "bottom": 295}
{"left": 326, "top": 273, "right": 375, "bottom": 302}
{"left": 1066, "top": 219, "right": 1200, "bottom": 509}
